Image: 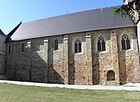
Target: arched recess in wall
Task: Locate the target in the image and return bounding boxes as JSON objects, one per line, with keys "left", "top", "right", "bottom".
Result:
{"left": 107, "top": 70, "right": 115, "bottom": 81}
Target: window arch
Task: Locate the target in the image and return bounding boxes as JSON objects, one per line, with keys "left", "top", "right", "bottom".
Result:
{"left": 54, "top": 39, "right": 58, "bottom": 50}
{"left": 75, "top": 39, "right": 82, "bottom": 53}
{"left": 121, "top": 34, "right": 131, "bottom": 50}
{"left": 107, "top": 70, "right": 115, "bottom": 81}
{"left": 97, "top": 36, "right": 106, "bottom": 52}
{"left": 21, "top": 43, "right": 25, "bottom": 52}
{"left": 8, "top": 45, "right": 12, "bottom": 53}
{"left": 35, "top": 40, "right": 40, "bottom": 51}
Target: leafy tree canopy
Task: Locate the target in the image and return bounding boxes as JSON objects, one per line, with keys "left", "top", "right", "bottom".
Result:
{"left": 114, "top": 0, "right": 140, "bottom": 24}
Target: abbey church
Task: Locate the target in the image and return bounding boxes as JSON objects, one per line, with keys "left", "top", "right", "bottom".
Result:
{"left": 0, "top": 5, "right": 140, "bottom": 85}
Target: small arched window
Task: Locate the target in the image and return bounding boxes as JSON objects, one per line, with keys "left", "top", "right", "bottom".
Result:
{"left": 97, "top": 36, "right": 106, "bottom": 52}
{"left": 121, "top": 34, "right": 131, "bottom": 50}
{"left": 75, "top": 39, "right": 82, "bottom": 53}
{"left": 21, "top": 43, "right": 25, "bottom": 52}
{"left": 107, "top": 70, "right": 115, "bottom": 81}
{"left": 54, "top": 39, "right": 58, "bottom": 50}
{"left": 8, "top": 45, "right": 12, "bottom": 54}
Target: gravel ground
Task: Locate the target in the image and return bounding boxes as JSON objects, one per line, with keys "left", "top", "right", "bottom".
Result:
{"left": 0, "top": 80, "right": 140, "bottom": 91}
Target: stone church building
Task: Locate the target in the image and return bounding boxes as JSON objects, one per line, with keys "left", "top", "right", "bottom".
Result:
{"left": 1, "top": 6, "right": 140, "bottom": 85}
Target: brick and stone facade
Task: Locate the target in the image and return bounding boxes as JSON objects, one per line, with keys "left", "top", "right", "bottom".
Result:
{"left": 5, "top": 27, "right": 140, "bottom": 85}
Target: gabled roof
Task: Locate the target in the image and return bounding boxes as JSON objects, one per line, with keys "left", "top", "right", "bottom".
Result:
{"left": 0, "top": 29, "right": 6, "bottom": 36}
{"left": 6, "top": 22, "right": 22, "bottom": 42}
{"left": 11, "top": 6, "right": 134, "bottom": 41}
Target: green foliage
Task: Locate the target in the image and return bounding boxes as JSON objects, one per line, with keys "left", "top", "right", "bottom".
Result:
{"left": 114, "top": 6, "right": 130, "bottom": 17}
{"left": 0, "top": 84, "right": 140, "bottom": 102}
{"left": 114, "top": 0, "right": 140, "bottom": 24}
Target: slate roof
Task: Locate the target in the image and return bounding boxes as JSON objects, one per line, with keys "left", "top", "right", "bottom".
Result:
{"left": 11, "top": 6, "right": 134, "bottom": 41}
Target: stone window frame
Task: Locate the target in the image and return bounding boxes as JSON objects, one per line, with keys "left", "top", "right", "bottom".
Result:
{"left": 95, "top": 34, "right": 107, "bottom": 53}
{"left": 75, "top": 39, "right": 82, "bottom": 53}
{"left": 54, "top": 39, "right": 58, "bottom": 50}
{"left": 121, "top": 34, "right": 131, "bottom": 50}
{"left": 72, "top": 37, "right": 83, "bottom": 54}
{"left": 119, "top": 33, "right": 133, "bottom": 51}
{"left": 97, "top": 36, "right": 106, "bottom": 52}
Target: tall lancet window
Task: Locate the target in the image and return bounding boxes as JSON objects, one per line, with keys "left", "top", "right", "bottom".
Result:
{"left": 21, "top": 43, "right": 25, "bottom": 52}
{"left": 8, "top": 45, "right": 12, "bottom": 53}
{"left": 97, "top": 36, "right": 106, "bottom": 52}
{"left": 121, "top": 34, "right": 131, "bottom": 50}
{"left": 54, "top": 39, "right": 58, "bottom": 50}
{"left": 75, "top": 39, "right": 82, "bottom": 53}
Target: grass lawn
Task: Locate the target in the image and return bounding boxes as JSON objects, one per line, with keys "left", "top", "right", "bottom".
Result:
{"left": 0, "top": 84, "right": 140, "bottom": 102}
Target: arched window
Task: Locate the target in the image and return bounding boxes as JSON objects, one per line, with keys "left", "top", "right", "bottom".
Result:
{"left": 21, "top": 43, "right": 25, "bottom": 52}
{"left": 75, "top": 39, "right": 82, "bottom": 53}
{"left": 35, "top": 41, "right": 40, "bottom": 51}
{"left": 121, "top": 34, "right": 131, "bottom": 50}
{"left": 107, "top": 70, "right": 115, "bottom": 81}
{"left": 97, "top": 36, "right": 106, "bottom": 52}
{"left": 8, "top": 45, "right": 12, "bottom": 53}
{"left": 54, "top": 39, "right": 58, "bottom": 50}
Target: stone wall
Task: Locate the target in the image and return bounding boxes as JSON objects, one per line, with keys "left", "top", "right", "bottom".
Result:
{"left": 48, "top": 36, "right": 65, "bottom": 84}
{"left": 117, "top": 27, "right": 140, "bottom": 84}
{"left": 6, "top": 39, "right": 48, "bottom": 82}
{"left": 0, "top": 34, "right": 6, "bottom": 75}
{"left": 92, "top": 30, "right": 120, "bottom": 85}
{"left": 6, "top": 27, "right": 140, "bottom": 85}
{"left": 68, "top": 33, "right": 92, "bottom": 85}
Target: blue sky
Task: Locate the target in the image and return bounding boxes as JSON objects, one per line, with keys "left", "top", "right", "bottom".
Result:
{"left": 0, "top": 0, "right": 123, "bottom": 34}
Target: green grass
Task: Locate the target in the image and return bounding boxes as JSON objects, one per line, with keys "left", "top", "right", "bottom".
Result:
{"left": 0, "top": 84, "right": 140, "bottom": 102}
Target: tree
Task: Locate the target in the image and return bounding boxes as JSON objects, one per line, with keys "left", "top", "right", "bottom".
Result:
{"left": 114, "top": 0, "right": 140, "bottom": 24}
